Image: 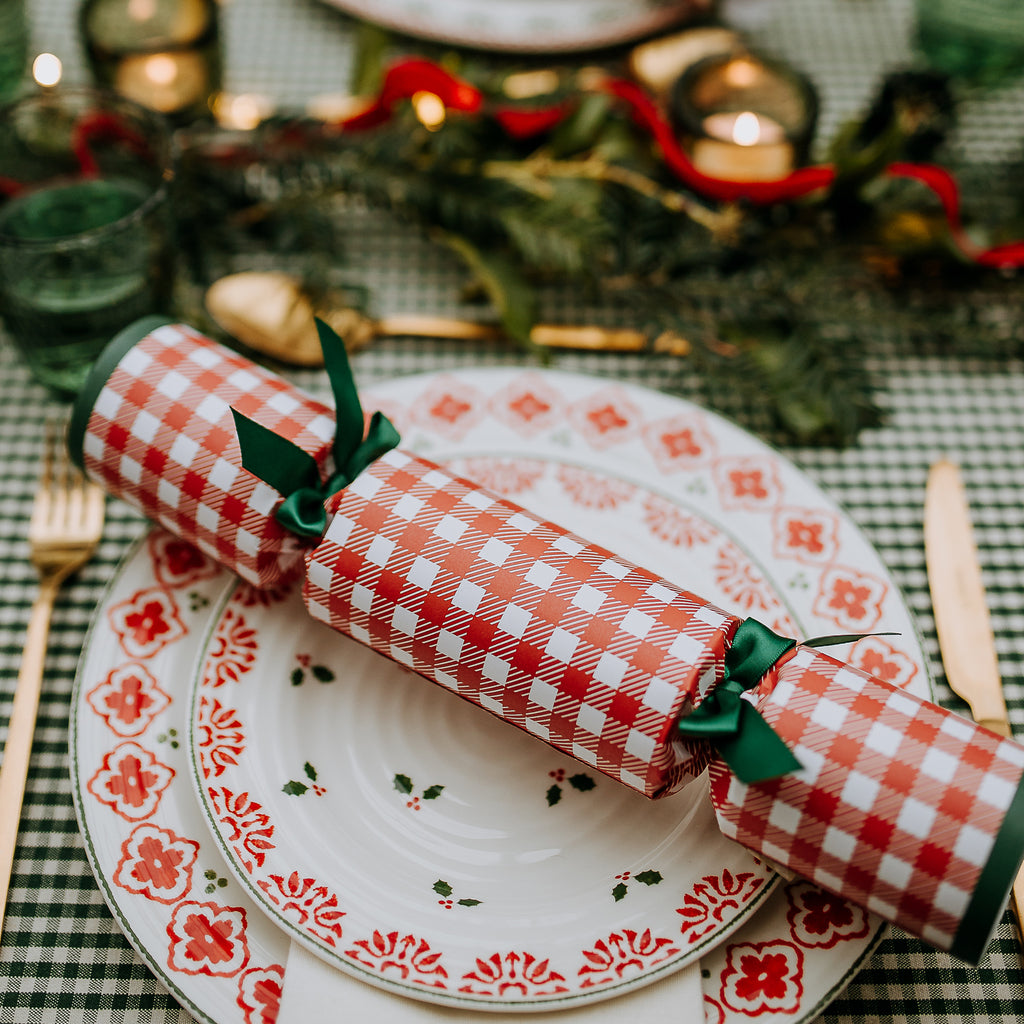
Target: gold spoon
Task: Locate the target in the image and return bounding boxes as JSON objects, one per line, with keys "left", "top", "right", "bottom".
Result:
{"left": 204, "top": 271, "right": 690, "bottom": 368}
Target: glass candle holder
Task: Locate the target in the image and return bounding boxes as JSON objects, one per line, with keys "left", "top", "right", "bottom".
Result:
{"left": 670, "top": 52, "right": 817, "bottom": 183}
{"left": 80, "top": 0, "right": 222, "bottom": 124}
{"left": 0, "top": 87, "right": 176, "bottom": 396}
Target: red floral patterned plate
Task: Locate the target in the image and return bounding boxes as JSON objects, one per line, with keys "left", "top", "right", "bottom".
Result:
{"left": 71, "top": 367, "right": 929, "bottom": 1023}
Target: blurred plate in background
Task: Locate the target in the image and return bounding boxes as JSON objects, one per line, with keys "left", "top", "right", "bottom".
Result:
{"left": 317, "top": 0, "right": 709, "bottom": 52}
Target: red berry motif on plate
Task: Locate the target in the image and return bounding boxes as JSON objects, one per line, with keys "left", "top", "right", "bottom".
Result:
{"left": 393, "top": 773, "right": 444, "bottom": 809}
{"left": 282, "top": 762, "right": 326, "bottom": 797}
{"left": 433, "top": 879, "right": 482, "bottom": 909}
{"left": 290, "top": 652, "right": 335, "bottom": 686}
{"left": 611, "top": 869, "right": 663, "bottom": 902}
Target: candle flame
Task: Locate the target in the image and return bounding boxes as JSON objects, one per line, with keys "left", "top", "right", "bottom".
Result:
{"left": 144, "top": 54, "right": 179, "bottom": 88}
{"left": 412, "top": 91, "right": 446, "bottom": 131}
{"left": 732, "top": 111, "right": 761, "bottom": 147}
{"left": 214, "top": 93, "right": 272, "bottom": 130}
{"left": 32, "top": 53, "right": 63, "bottom": 88}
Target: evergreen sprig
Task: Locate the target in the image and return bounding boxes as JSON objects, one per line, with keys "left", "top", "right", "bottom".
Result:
{"left": 172, "top": 45, "right": 1023, "bottom": 446}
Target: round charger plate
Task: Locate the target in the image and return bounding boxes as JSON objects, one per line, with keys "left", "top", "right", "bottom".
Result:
{"left": 71, "top": 366, "right": 928, "bottom": 1023}
{"left": 317, "top": 0, "right": 703, "bottom": 52}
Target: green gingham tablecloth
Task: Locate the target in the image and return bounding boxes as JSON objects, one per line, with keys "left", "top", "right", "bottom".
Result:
{"left": 3, "top": 0, "right": 1024, "bottom": 1019}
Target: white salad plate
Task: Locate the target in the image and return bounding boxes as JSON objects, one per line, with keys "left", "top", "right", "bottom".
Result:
{"left": 72, "top": 366, "right": 929, "bottom": 1023}
{"left": 185, "top": 582, "right": 774, "bottom": 1010}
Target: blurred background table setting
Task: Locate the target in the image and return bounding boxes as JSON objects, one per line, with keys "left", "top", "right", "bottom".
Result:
{"left": 2, "top": 0, "right": 1024, "bottom": 1021}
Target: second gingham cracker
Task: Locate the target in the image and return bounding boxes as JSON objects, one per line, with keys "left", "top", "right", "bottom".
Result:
{"left": 305, "top": 447, "right": 732, "bottom": 797}
{"left": 69, "top": 318, "right": 336, "bottom": 587}
{"left": 709, "top": 646, "right": 1024, "bottom": 962}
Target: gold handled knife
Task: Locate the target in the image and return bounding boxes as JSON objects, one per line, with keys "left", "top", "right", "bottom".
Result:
{"left": 924, "top": 459, "right": 1024, "bottom": 942}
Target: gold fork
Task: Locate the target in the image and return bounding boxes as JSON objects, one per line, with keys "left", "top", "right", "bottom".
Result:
{"left": 0, "top": 426, "right": 104, "bottom": 943}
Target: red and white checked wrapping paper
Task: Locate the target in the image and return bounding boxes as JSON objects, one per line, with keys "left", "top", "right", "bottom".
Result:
{"left": 71, "top": 318, "right": 336, "bottom": 587}
{"left": 69, "top": 318, "right": 1024, "bottom": 963}
{"left": 305, "top": 446, "right": 731, "bottom": 798}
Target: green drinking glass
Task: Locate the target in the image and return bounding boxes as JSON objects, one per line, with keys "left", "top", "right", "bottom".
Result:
{"left": 0, "top": 88, "right": 176, "bottom": 396}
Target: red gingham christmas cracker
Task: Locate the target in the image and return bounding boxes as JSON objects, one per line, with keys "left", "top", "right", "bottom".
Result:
{"left": 709, "top": 646, "right": 1024, "bottom": 956}
{"left": 74, "top": 319, "right": 336, "bottom": 587}
{"left": 304, "top": 447, "right": 732, "bottom": 797}
{"left": 69, "top": 318, "right": 1024, "bottom": 961}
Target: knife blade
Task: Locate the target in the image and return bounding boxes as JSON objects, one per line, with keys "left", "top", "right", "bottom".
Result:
{"left": 924, "top": 459, "right": 1024, "bottom": 942}
{"left": 925, "top": 460, "right": 1012, "bottom": 736}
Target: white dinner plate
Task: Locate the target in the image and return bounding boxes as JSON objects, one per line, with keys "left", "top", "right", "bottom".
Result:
{"left": 72, "top": 366, "right": 929, "bottom": 1023}
{"left": 317, "top": 0, "right": 703, "bottom": 52}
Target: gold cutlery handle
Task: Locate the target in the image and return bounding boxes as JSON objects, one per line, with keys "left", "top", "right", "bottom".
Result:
{"left": 0, "top": 579, "right": 59, "bottom": 944}
{"left": 378, "top": 314, "right": 650, "bottom": 352}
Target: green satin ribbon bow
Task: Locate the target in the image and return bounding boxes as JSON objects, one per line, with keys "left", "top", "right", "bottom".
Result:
{"left": 231, "top": 319, "right": 400, "bottom": 539}
{"left": 676, "top": 619, "right": 894, "bottom": 785}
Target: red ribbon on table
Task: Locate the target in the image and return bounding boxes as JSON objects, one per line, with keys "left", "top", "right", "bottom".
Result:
{"left": 332, "top": 57, "right": 1024, "bottom": 270}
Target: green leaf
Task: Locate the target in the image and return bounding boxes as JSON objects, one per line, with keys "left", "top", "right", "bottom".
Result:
{"left": 282, "top": 780, "right": 308, "bottom": 796}
{"left": 439, "top": 231, "right": 538, "bottom": 349}
{"left": 546, "top": 784, "right": 562, "bottom": 806}
{"left": 433, "top": 880, "right": 453, "bottom": 897}
{"left": 290, "top": 667, "right": 304, "bottom": 686}
{"left": 304, "top": 762, "right": 318, "bottom": 781}
{"left": 612, "top": 882, "right": 628, "bottom": 902}
{"left": 350, "top": 19, "right": 392, "bottom": 97}
{"left": 312, "top": 665, "right": 335, "bottom": 683}
{"left": 393, "top": 774, "right": 413, "bottom": 794}
{"left": 548, "top": 92, "right": 613, "bottom": 158}
{"left": 422, "top": 784, "right": 445, "bottom": 800}
{"left": 457, "top": 898, "right": 482, "bottom": 907}
{"left": 635, "top": 870, "right": 663, "bottom": 887}
{"left": 568, "top": 773, "right": 596, "bottom": 792}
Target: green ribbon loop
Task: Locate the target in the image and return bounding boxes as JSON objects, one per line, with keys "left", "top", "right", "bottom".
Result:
{"left": 676, "top": 620, "right": 900, "bottom": 784}
{"left": 231, "top": 318, "right": 401, "bottom": 539}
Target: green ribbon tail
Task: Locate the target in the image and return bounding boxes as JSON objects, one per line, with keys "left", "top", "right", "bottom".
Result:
{"left": 230, "top": 319, "right": 401, "bottom": 541}
{"left": 803, "top": 632, "right": 898, "bottom": 648}
{"left": 716, "top": 702, "right": 803, "bottom": 783}
{"left": 340, "top": 410, "right": 401, "bottom": 482}
{"left": 318, "top": 317, "right": 368, "bottom": 470}
{"left": 231, "top": 408, "right": 321, "bottom": 497}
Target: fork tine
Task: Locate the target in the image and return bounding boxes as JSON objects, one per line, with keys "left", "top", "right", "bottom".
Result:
{"left": 41, "top": 422, "right": 55, "bottom": 488}
{"left": 29, "top": 427, "right": 56, "bottom": 534}
{"left": 59, "top": 442, "right": 84, "bottom": 527}
{"left": 84, "top": 480, "right": 105, "bottom": 533}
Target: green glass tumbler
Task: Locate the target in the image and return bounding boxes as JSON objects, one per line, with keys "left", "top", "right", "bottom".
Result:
{"left": 0, "top": 88, "right": 176, "bottom": 396}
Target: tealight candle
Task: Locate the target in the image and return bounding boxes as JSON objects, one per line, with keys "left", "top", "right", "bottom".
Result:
{"left": 671, "top": 52, "right": 817, "bottom": 183}
{"left": 79, "top": 0, "right": 221, "bottom": 123}
{"left": 113, "top": 49, "right": 208, "bottom": 114}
